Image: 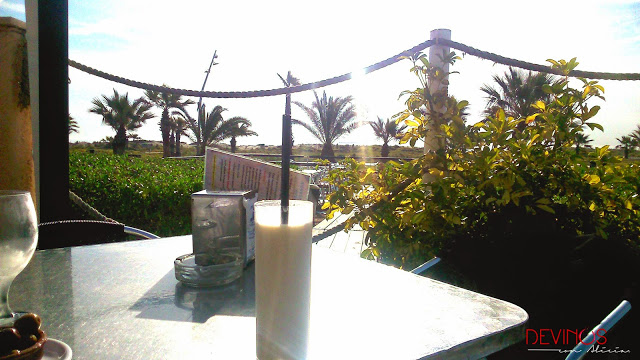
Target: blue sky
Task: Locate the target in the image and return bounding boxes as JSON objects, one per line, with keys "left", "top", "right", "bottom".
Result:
{"left": 2, "top": 0, "right": 640, "bottom": 147}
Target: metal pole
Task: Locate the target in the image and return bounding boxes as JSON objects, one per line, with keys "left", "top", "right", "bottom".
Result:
{"left": 194, "top": 50, "right": 218, "bottom": 154}
{"left": 424, "top": 29, "right": 451, "bottom": 183}
{"left": 281, "top": 92, "right": 292, "bottom": 224}
{"left": 197, "top": 50, "right": 218, "bottom": 112}
{"left": 34, "top": 0, "right": 70, "bottom": 221}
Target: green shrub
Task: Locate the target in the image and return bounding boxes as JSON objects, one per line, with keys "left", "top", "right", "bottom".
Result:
{"left": 324, "top": 55, "right": 640, "bottom": 354}
{"left": 325, "top": 54, "right": 640, "bottom": 270}
{"left": 69, "top": 152, "right": 204, "bottom": 236}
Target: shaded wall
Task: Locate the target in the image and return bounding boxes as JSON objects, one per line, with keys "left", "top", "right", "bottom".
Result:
{"left": 0, "top": 17, "right": 36, "bottom": 203}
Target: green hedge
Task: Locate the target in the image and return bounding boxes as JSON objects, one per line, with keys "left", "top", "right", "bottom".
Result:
{"left": 69, "top": 152, "right": 204, "bottom": 236}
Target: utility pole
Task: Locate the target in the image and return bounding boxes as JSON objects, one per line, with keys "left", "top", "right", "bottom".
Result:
{"left": 197, "top": 50, "right": 218, "bottom": 112}
{"left": 194, "top": 50, "right": 218, "bottom": 154}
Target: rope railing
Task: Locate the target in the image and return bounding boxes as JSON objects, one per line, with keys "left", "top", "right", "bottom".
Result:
{"left": 68, "top": 38, "right": 435, "bottom": 99}
{"left": 69, "top": 190, "right": 118, "bottom": 223}
{"left": 68, "top": 38, "right": 640, "bottom": 100}
{"left": 440, "top": 39, "right": 640, "bottom": 81}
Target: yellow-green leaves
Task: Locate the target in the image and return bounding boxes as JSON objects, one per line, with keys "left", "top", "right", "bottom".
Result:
{"left": 527, "top": 134, "right": 541, "bottom": 148}
{"left": 547, "top": 57, "right": 579, "bottom": 75}
{"left": 585, "top": 122, "right": 604, "bottom": 132}
{"left": 582, "top": 106, "right": 600, "bottom": 121}
{"left": 428, "top": 168, "right": 444, "bottom": 178}
{"left": 584, "top": 174, "right": 601, "bottom": 185}
{"left": 360, "top": 167, "right": 376, "bottom": 183}
{"left": 526, "top": 113, "right": 540, "bottom": 124}
{"left": 535, "top": 198, "right": 555, "bottom": 214}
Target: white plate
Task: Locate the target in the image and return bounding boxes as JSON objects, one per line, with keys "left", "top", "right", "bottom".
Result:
{"left": 43, "top": 339, "right": 72, "bottom": 360}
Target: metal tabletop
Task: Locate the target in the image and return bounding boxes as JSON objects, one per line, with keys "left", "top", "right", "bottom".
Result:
{"left": 11, "top": 236, "right": 528, "bottom": 359}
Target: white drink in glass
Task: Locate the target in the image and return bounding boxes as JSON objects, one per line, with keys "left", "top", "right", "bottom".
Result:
{"left": 255, "top": 200, "right": 312, "bottom": 360}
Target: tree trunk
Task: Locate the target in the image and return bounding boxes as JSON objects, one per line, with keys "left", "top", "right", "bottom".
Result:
{"left": 320, "top": 142, "right": 335, "bottom": 161}
{"left": 230, "top": 136, "right": 237, "bottom": 153}
{"left": 161, "top": 108, "right": 171, "bottom": 158}
{"left": 381, "top": 142, "right": 390, "bottom": 158}
{"left": 169, "top": 130, "right": 176, "bottom": 157}
{"left": 624, "top": 147, "right": 629, "bottom": 159}
{"left": 175, "top": 130, "right": 182, "bottom": 157}
{"left": 113, "top": 125, "right": 127, "bottom": 155}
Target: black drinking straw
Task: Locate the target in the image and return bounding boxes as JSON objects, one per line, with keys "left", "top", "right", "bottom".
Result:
{"left": 281, "top": 91, "right": 292, "bottom": 225}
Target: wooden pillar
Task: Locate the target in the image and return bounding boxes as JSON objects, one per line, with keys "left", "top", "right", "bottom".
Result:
{"left": 424, "top": 29, "right": 451, "bottom": 183}
{"left": 25, "top": 0, "right": 70, "bottom": 221}
{"left": 0, "top": 17, "right": 36, "bottom": 203}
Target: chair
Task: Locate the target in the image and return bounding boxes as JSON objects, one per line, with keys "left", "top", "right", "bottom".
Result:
{"left": 38, "top": 220, "right": 159, "bottom": 249}
{"left": 565, "top": 300, "right": 632, "bottom": 360}
{"left": 410, "top": 257, "right": 441, "bottom": 275}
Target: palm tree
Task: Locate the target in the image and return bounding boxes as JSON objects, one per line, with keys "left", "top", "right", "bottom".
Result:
{"left": 480, "top": 68, "right": 555, "bottom": 129}
{"left": 631, "top": 125, "right": 640, "bottom": 144}
{"left": 170, "top": 115, "right": 189, "bottom": 157}
{"left": 68, "top": 115, "right": 79, "bottom": 134}
{"left": 293, "top": 90, "right": 358, "bottom": 160}
{"left": 369, "top": 117, "right": 407, "bottom": 158}
{"left": 616, "top": 135, "right": 638, "bottom": 159}
{"left": 180, "top": 104, "right": 247, "bottom": 155}
{"left": 89, "top": 89, "right": 154, "bottom": 154}
{"left": 278, "top": 71, "right": 300, "bottom": 154}
{"left": 143, "top": 88, "right": 195, "bottom": 158}
{"left": 278, "top": 71, "right": 300, "bottom": 88}
{"left": 226, "top": 117, "right": 258, "bottom": 153}
{"left": 574, "top": 132, "right": 593, "bottom": 155}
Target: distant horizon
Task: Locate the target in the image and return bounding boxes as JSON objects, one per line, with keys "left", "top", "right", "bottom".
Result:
{"left": 68, "top": 139, "right": 422, "bottom": 147}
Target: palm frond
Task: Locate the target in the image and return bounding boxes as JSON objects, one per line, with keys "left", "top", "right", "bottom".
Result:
{"left": 88, "top": 88, "right": 154, "bottom": 135}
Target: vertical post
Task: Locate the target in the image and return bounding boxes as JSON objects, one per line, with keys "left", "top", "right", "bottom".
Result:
{"left": 25, "top": 0, "right": 39, "bottom": 215}
{"left": 0, "top": 18, "right": 36, "bottom": 204}
{"left": 424, "top": 29, "right": 451, "bottom": 183}
{"left": 196, "top": 50, "right": 218, "bottom": 112}
{"left": 281, "top": 92, "right": 292, "bottom": 224}
{"left": 34, "top": 0, "right": 70, "bottom": 221}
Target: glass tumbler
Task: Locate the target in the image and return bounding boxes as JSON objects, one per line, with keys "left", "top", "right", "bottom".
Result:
{"left": 254, "top": 200, "right": 313, "bottom": 360}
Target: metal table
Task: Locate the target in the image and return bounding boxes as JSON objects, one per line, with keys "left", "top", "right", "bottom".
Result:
{"left": 12, "top": 236, "right": 528, "bottom": 359}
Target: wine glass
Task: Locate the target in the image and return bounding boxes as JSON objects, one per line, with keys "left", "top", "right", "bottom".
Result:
{"left": 0, "top": 190, "right": 38, "bottom": 326}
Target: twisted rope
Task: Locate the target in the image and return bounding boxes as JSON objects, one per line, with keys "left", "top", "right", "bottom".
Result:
{"left": 312, "top": 222, "right": 350, "bottom": 243}
{"left": 69, "top": 38, "right": 639, "bottom": 100}
{"left": 69, "top": 190, "right": 119, "bottom": 223}
{"left": 68, "top": 39, "right": 435, "bottom": 99}
{"left": 440, "top": 39, "right": 640, "bottom": 81}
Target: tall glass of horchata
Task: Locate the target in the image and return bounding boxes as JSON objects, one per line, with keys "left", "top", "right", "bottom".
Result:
{"left": 254, "top": 200, "right": 313, "bottom": 360}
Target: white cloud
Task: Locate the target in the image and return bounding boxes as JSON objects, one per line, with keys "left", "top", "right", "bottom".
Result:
{"left": 0, "top": 0, "right": 25, "bottom": 14}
